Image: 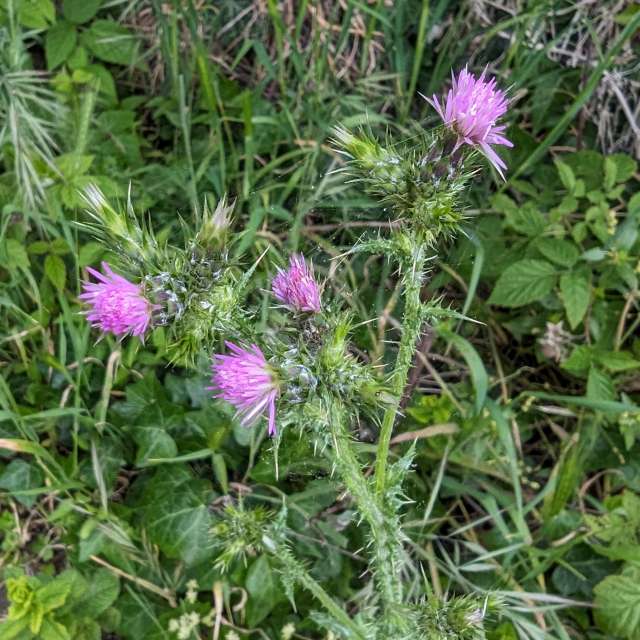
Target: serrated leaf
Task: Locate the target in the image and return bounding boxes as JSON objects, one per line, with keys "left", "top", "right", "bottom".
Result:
{"left": 0, "top": 616, "right": 29, "bottom": 640}
{"left": 555, "top": 159, "right": 576, "bottom": 192}
{"left": 504, "top": 203, "right": 546, "bottom": 236}
{"left": 560, "top": 270, "right": 590, "bottom": 329}
{"left": 3, "top": 239, "right": 30, "bottom": 271}
{"left": 73, "top": 570, "right": 119, "bottom": 617}
{"left": 44, "top": 254, "right": 66, "bottom": 292}
{"left": 536, "top": 238, "right": 579, "bottom": 267}
{"left": 39, "top": 618, "right": 71, "bottom": 640}
{"left": 45, "top": 22, "right": 77, "bottom": 70}
{"left": 63, "top": 0, "right": 101, "bottom": 23}
{"left": 587, "top": 367, "right": 614, "bottom": 402}
{"left": 489, "top": 259, "right": 557, "bottom": 307}
{"left": 594, "top": 567, "right": 640, "bottom": 640}
{"left": 595, "top": 350, "right": 640, "bottom": 372}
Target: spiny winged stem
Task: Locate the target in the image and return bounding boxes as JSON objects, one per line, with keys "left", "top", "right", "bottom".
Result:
{"left": 374, "top": 237, "right": 427, "bottom": 498}
{"left": 326, "top": 396, "right": 403, "bottom": 612}
{"left": 263, "top": 535, "right": 367, "bottom": 640}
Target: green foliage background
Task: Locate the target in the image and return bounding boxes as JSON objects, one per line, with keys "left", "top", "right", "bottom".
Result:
{"left": 1, "top": 1, "right": 639, "bottom": 639}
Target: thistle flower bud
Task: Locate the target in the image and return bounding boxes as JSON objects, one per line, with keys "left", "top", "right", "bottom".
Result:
{"left": 195, "top": 194, "right": 235, "bottom": 249}
{"left": 80, "top": 262, "right": 156, "bottom": 340}
{"left": 272, "top": 254, "right": 322, "bottom": 313}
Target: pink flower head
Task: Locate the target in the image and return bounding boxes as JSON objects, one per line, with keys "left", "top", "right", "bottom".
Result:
{"left": 272, "top": 254, "right": 321, "bottom": 313}
{"left": 79, "top": 262, "right": 154, "bottom": 339}
{"left": 209, "top": 342, "right": 279, "bottom": 436}
{"left": 425, "top": 66, "right": 513, "bottom": 179}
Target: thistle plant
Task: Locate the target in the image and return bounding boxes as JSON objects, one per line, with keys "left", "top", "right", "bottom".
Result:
{"left": 78, "top": 66, "right": 513, "bottom": 640}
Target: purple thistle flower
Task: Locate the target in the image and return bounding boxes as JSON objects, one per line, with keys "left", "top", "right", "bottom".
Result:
{"left": 79, "top": 262, "right": 154, "bottom": 339}
{"left": 272, "top": 254, "right": 321, "bottom": 313}
{"left": 209, "top": 342, "right": 280, "bottom": 436}
{"left": 425, "top": 66, "right": 513, "bottom": 179}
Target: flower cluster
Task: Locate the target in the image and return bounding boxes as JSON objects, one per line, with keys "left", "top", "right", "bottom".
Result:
{"left": 80, "top": 66, "right": 511, "bottom": 442}
{"left": 425, "top": 66, "right": 512, "bottom": 178}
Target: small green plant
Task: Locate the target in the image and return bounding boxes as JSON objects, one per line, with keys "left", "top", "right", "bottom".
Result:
{"left": 0, "top": 568, "right": 120, "bottom": 640}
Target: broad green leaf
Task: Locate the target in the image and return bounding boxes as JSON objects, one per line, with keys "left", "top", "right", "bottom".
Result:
{"left": 0, "top": 459, "right": 44, "bottom": 507}
{"left": 44, "top": 254, "right": 66, "bottom": 292}
{"left": 39, "top": 618, "right": 71, "bottom": 640}
{"left": 140, "top": 468, "right": 214, "bottom": 565}
{"left": 0, "top": 617, "right": 29, "bottom": 640}
{"left": 489, "top": 259, "right": 557, "bottom": 307}
{"left": 45, "top": 22, "right": 77, "bottom": 70}
{"left": 587, "top": 367, "right": 614, "bottom": 402}
{"left": 245, "top": 556, "right": 279, "bottom": 627}
{"left": 3, "top": 239, "right": 30, "bottom": 271}
{"left": 35, "top": 572, "right": 76, "bottom": 614}
{"left": 73, "top": 570, "right": 119, "bottom": 617}
{"left": 536, "top": 238, "right": 579, "bottom": 267}
{"left": 560, "top": 271, "right": 590, "bottom": 329}
{"left": 555, "top": 159, "right": 575, "bottom": 192}
{"left": 133, "top": 427, "right": 177, "bottom": 466}
{"left": 603, "top": 157, "right": 617, "bottom": 191}
{"left": 504, "top": 203, "right": 546, "bottom": 236}
{"left": 63, "top": 0, "right": 101, "bottom": 23}
{"left": 18, "top": 0, "right": 55, "bottom": 28}
{"left": 594, "top": 567, "right": 640, "bottom": 640}
{"left": 596, "top": 351, "right": 640, "bottom": 372}
{"left": 82, "top": 20, "right": 138, "bottom": 66}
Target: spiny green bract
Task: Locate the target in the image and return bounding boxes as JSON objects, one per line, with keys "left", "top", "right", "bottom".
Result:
{"left": 210, "top": 503, "right": 274, "bottom": 572}
{"left": 333, "top": 127, "right": 474, "bottom": 242}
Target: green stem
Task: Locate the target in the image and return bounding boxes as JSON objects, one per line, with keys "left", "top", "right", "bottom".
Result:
{"left": 374, "top": 240, "right": 426, "bottom": 499}
{"left": 271, "top": 541, "right": 367, "bottom": 640}
{"left": 327, "top": 399, "right": 402, "bottom": 608}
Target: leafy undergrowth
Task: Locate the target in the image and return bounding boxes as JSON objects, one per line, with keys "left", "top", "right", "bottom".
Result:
{"left": 1, "top": 1, "right": 640, "bottom": 640}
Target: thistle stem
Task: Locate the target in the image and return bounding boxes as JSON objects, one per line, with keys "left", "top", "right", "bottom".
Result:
{"left": 327, "top": 399, "right": 402, "bottom": 608}
{"left": 271, "top": 541, "right": 367, "bottom": 640}
{"left": 374, "top": 242, "right": 426, "bottom": 499}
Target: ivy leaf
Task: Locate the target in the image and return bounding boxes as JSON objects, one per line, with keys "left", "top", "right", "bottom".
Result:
{"left": 0, "top": 459, "right": 43, "bottom": 507}
{"left": 133, "top": 427, "right": 178, "bottom": 466}
{"left": 560, "top": 270, "right": 590, "bottom": 329}
{"left": 489, "top": 259, "right": 557, "bottom": 307}
{"left": 139, "top": 468, "right": 214, "bottom": 565}
{"left": 594, "top": 567, "right": 640, "bottom": 640}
